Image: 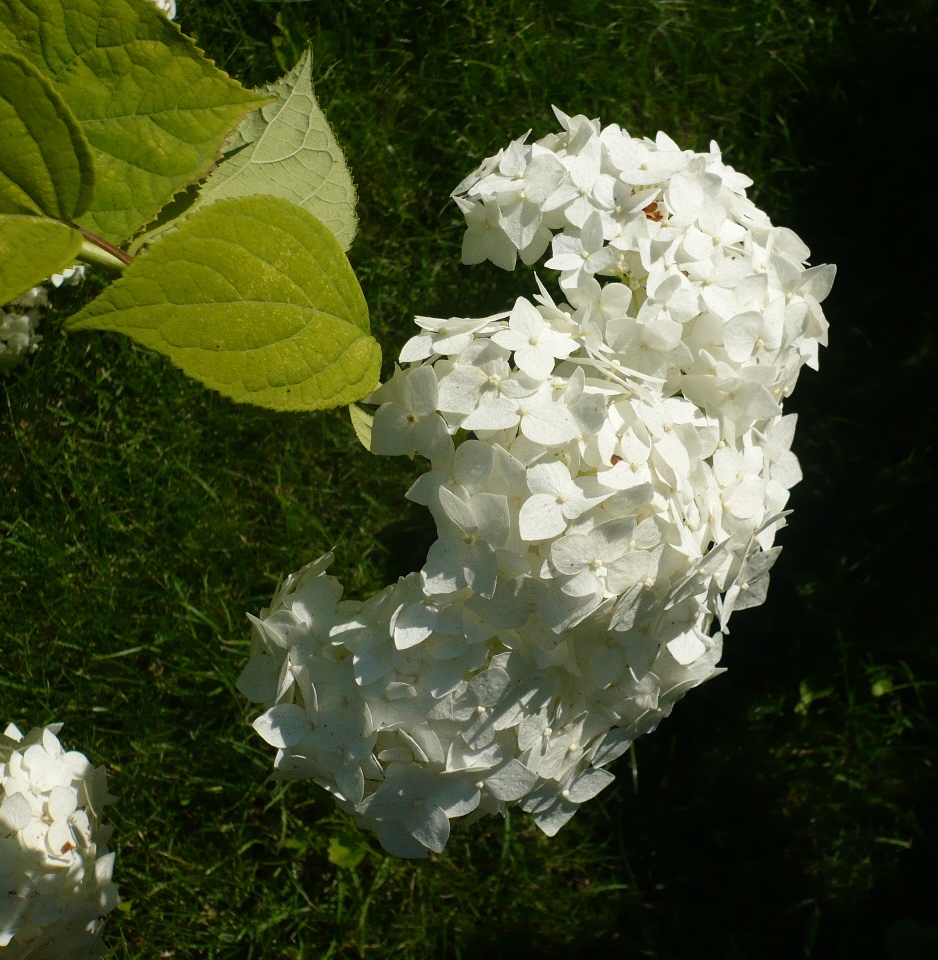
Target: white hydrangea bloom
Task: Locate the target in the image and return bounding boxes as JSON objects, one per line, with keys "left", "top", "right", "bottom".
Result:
{"left": 1, "top": 268, "right": 86, "bottom": 375}
{"left": 0, "top": 302, "right": 43, "bottom": 374}
{"left": 241, "top": 108, "right": 834, "bottom": 858}
{"left": 0, "top": 723, "right": 118, "bottom": 958}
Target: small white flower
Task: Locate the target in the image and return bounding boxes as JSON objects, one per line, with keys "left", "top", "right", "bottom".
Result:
{"left": 370, "top": 365, "right": 451, "bottom": 461}
{"left": 455, "top": 196, "right": 518, "bottom": 270}
{"left": 492, "top": 298, "right": 578, "bottom": 381}
{"left": 148, "top": 0, "right": 177, "bottom": 18}
{"left": 518, "top": 461, "right": 606, "bottom": 542}
{"left": 0, "top": 723, "right": 118, "bottom": 956}
{"left": 400, "top": 312, "right": 507, "bottom": 363}
{"left": 545, "top": 211, "right": 616, "bottom": 289}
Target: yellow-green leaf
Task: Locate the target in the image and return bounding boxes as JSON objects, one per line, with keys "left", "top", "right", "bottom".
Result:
{"left": 0, "top": 0, "right": 270, "bottom": 243}
{"left": 0, "top": 49, "right": 94, "bottom": 220}
{"left": 67, "top": 194, "right": 380, "bottom": 411}
{"left": 348, "top": 403, "right": 374, "bottom": 451}
{"left": 197, "top": 46, "right": 357, "bottom": 250}
{"left": 327, "top": 835, "right": 368, "bottom": 870}
{"left": 0, "top": 214, "right": 82, "bottom": 304}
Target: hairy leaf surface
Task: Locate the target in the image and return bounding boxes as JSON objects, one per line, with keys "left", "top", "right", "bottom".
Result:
{"left": 67, "top": 195, "right": 380, "bottom": 411}
{"left": 197, "top": 46, "right": 357, "bottom": 250}
{"left": 0, "top": 0, "right": 269, "bottom": 243}
{"left": 0, "top": 214, "right": 82, "bottom": 303}
{"left": 0, "top": 50, "right": 94, "bottom": 220}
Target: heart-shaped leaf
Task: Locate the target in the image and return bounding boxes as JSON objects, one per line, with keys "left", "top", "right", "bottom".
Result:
{"left": 0, "top": 49, "right": 94, "bottom": 220}
{"left": 0, "top": 0, "right": 270, "bottom": 243}
{"left": 0, "top": 214, "right": 82, "bottom": 304}
{"left": 66, "top": 194, "right": 380, "bottom": 411}
{"left": 196, "top": 46, "right": 358, "bottom": 251}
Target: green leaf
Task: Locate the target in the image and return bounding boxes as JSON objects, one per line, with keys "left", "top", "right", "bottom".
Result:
{"left": 67, "top": 194, "right": 380, "bottom": 411}
{"left": 0, "top": 49, "right": 94, "bottom": 220}
{"left": 348, "top": 403, "right": 374, "bottom": 451}
{"left": 196, "top": 46, "right": 357, "bottom": 251}
{"left": 0, "top": 214, "right": 82, "bottom": 304}
{"left": 327, "top": 835, "right": 367, "bottom": 870}
{"left": 0, "top": 0, "right": 270, "bottom": 243}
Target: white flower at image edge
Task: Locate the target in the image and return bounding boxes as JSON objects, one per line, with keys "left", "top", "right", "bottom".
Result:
{"left": 149, "top": 0, "right": 176, "bottom": 18}
{"left": 0, "top": 723, "right": 118, "bottom": 958}
{"left": 240, "top": 107, "right": 835, "bottom": 858}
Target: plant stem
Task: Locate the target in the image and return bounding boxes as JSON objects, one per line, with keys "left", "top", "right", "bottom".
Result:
{"left": 76, "top": 229, "right": 134, "bottom": 272}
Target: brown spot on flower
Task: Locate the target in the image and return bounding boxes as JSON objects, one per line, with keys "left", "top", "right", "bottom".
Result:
{"left": 643, "top": 202, "right": 664, "bottom": 222}
{"left": 610, "top": 455, "right": 623, "bottom": 465}
{"left": 60, "top": 842, "right": 76, "bottom": 854}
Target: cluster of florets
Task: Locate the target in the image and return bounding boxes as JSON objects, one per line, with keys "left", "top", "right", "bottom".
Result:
{"left": 0, "top": 288, "right": 44, "bottom": 374}
{"left": 1, "top": 268, "right": 86, "bottom": 375}
{"left": 0, "top": 723, "right": 118, "bottom": 957}
{"left": 240, "top": 108, "right": 834, "bottom": 858}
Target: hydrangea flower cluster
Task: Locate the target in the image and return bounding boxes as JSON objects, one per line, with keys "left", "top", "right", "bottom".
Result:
{"left": 0, "top": 289, "right": 44, "bottom": 375}
{"left": 0, "top": 269, "right": 85, "bottom": 375}
{"left": 1, "top": 723, "right": 118, "bottom": 957}
{"left": 240, "top": 108, "right": 834, "bottom": 859}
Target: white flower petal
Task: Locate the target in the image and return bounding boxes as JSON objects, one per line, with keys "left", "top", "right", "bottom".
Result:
{"left": 252, "top": 704, "right": 309, "bottom": 748}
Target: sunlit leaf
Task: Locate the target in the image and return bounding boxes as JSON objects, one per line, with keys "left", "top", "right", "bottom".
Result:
{"left": 0, "top": 0, "right": 270, "bottom": 243}
{"left": 67, "top": 194, "right": 380, "bottom": 411}
{"left": 197, "top": 46, "right": 357, "bottom": 250}
{"left": 0, "top": 214, "right": 82, "bottom": 304}
{"left": 348, "top": 402, "right": 374, "bottom": 451}
{"left": 0, "top": 49, "right": 94, "bottom": 220}
{"left": 327, "top": 835, "right": 367, "bottom": 870}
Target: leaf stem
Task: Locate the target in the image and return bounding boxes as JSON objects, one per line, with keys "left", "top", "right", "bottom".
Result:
{"left": 77, "top": 229, "right": 134, "bottom": 272}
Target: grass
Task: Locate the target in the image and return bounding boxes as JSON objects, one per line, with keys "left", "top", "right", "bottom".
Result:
{"left": 2, "top": 1, "right": 937, "bottom": 958}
